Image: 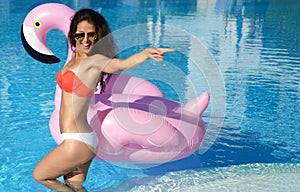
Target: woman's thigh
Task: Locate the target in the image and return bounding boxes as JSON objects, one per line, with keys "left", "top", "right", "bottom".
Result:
{"left": 33, "top": 140, "right": 95, "bottom": 181}
{"left": 64, "top": 160, "right": 92, "bottom": 185}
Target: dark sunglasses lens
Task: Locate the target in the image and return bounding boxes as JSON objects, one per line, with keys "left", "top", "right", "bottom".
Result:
{"left": 87, "top": 32, "right": 97, "bottom": 41}
{"left": 74, "top": 32, "right": 85, "bottom": 41}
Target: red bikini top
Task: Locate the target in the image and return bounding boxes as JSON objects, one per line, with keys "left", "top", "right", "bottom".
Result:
{"left": 56, "top": 70, "right": 94, "bottom": 97}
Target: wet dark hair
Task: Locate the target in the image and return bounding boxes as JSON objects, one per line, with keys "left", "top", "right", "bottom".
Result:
{"left": 68, "top": 9, "right": 117, "bottom": 93}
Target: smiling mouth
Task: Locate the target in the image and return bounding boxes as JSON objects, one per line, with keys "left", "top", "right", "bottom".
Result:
{"left": 82, "top": 42, "right": 92, "bottom": 49}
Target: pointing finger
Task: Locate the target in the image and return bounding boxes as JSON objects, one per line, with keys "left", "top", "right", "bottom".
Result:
{"left": 157, "top": 48, "right": 176, "bottom": 53}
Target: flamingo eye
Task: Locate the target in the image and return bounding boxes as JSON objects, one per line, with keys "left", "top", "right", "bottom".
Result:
{"left": 33, "top": 19, "right": 42, "bottom": 29}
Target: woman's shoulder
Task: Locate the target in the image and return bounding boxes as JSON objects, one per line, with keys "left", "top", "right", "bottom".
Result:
{"left": 82, "top": 54, "right": 112, "bottom": 71}
{"left": 86, "top": 54, "right": 112, "bottom": 64}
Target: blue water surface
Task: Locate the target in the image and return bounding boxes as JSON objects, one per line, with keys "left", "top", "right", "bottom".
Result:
{"left": 0, "top": 0, "right": 299, "bottom": 191}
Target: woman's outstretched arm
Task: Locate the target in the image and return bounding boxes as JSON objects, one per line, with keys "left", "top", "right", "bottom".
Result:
{"left": 92, "top": 48, "right": 176, "bottom": 74}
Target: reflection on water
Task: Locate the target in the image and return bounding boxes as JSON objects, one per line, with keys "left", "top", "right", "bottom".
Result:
{"left": 172, "top": 0, "right": 300, "bottom": 166}
{"left": 104, "top": 163, "right": 300, "bottom": 192}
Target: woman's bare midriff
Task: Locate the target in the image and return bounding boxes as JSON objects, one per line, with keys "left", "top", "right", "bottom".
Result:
{"left": 59, "top": 91, "right": 93, "bottom": 133}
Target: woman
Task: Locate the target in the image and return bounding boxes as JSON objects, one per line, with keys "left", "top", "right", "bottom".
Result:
{"left": 32, "top": 8, "right": 175, "bottom": 191}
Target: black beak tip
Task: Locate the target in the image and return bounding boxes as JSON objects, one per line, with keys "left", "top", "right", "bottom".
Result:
{"left": 21, "top": 25, "right": 60, "bottom": 64}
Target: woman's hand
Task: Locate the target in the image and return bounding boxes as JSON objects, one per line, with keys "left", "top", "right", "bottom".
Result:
{"left": 145, "top": 48, "right": 176, "bottom": 62}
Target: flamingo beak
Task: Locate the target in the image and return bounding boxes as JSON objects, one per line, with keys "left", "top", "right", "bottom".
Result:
{"left": 21, "top": 25, "right": 60, "bottom": 64}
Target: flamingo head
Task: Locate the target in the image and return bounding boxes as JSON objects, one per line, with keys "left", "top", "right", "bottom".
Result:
{"left": 21, "top": 3, "right": 75, "bottom": 63}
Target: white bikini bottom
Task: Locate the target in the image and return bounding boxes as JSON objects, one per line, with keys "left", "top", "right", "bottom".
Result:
{"left": 61, "top": 131, "right": 99, "bottom": 150}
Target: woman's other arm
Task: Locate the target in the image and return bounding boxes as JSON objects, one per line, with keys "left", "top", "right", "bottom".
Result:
{"left": 92, "top": 48, "right": 175, "bottom": 74}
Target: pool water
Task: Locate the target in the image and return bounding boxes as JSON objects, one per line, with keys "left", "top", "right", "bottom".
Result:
{"left": 1, "top": 0, "right": 299, "bottom": 191}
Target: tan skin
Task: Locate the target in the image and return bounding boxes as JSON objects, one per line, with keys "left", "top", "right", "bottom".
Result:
{"left": 32, "top": 21, "right": 175, "bottom": 191}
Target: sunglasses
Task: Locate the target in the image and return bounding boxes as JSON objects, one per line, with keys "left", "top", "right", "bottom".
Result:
{"left": 74, "top": 31, "right": 98, "bottom": 42}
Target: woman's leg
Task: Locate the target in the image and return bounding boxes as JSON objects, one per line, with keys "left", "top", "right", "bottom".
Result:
{"left": 64, "top": 160, "right": 93, "bottom": 192}
{"left": 32, "top": 140, "right": 94, "bottom": 191}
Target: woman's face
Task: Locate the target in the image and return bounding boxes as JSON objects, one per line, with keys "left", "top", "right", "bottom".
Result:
{"left": 74, "top": 21, "right": 97, "bottom": 54}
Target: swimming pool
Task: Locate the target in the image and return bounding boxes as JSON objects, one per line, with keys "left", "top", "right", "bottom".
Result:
{"left": 1, "top": 0, "right": 299, "bottom": 191}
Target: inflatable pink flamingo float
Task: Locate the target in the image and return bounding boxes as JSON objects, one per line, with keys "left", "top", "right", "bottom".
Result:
{"left": 21, "top": 3, "right": 210, "bottom": 163}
